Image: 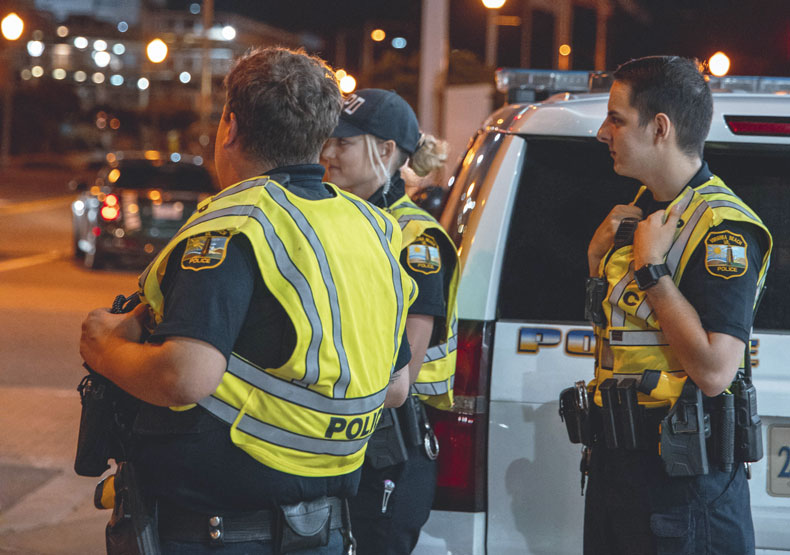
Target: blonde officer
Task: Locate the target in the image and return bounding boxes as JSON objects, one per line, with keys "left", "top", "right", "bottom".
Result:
{"left": 321, "top": 89, "right": 459, "bottom": 554}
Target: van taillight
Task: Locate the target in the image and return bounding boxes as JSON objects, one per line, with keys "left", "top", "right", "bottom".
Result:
{"left": 428, "top": 320, "right": 492, "bottom": 513}
{"left": 725, "top": 116, "right": 790, "bottom": 136}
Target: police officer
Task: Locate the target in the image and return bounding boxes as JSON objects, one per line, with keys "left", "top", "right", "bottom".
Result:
{"left": 583, "top": 56, "right": 772, "bottom": 554}
{"left": 321, "top": 89, "right": 459, "bottom": 554}
{"left": 79, "top": 48, "right": 415, "bottom": 554}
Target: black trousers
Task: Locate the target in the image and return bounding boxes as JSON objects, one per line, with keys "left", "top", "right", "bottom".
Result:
{"left": 349, "top": 441, "right": 437, "bottom": 555}
{"left": 583, "top": 445, "right": 755, "bottom": 555}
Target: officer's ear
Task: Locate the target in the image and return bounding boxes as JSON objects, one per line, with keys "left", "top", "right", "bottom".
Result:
{"left": 378, "top": 139, "right": 397, "bottom": 165}
{"left": 224, "top": 111, "right": 239, "bottom": 147}
{"left": 654, "top": 112, "right": 672, "bottom": 144}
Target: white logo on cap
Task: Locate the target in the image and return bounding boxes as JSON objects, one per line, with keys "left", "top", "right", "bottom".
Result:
{"left": 343, "top": 94, "right": 365, "bottom": 115}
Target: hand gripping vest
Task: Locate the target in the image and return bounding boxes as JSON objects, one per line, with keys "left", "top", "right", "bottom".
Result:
{"left": 138, "top": 176, "right": 416, "bottom": 477}
{"left": 388, "top": 195, "right": 460, "bottom": 411}
{"left": 592, "top": 176, "right": 772, "bottom": 408}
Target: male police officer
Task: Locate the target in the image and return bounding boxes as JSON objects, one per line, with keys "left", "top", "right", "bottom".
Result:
{"left": 583, "top": 56, "right": 772, "bottom": 554}
{"left": 80, "top": 47, "right": 414, "bottom": 553}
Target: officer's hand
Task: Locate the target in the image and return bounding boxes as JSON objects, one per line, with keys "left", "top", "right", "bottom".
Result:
{"left": 80, "top": 304, "right": 149, "bottom": 370}
{"left": 633, "top": 203, "right": 682, "bottom": 269}
{"left": 588, "top": 204, "right": 644, "bottom": 275}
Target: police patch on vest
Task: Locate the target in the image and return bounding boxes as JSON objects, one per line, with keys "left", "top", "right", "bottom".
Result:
{"left": 181, "top": 231, "right": 231, "bottom": 271}
{"left": 705, "top": 230, "right": 748, "bottom": 279}
{"left": 407, "top": 234, "right": 441, "bottom": 275}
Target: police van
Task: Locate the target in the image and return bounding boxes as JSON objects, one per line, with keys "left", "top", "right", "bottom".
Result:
{"left": 414, "top": 69, "right": 790, "bottom": 554}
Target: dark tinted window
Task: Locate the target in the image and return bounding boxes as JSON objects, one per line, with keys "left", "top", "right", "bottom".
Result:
{"left": 497, "top": 137, "right": 790, "bottom": 332}
{"left": 109, "top": 161, "right": 215, "bottom": 192}
{"left": 705, "top": 145, "right": 790, "bottom": 331}
{"left": 498, "top": 138, "right": 639, "bottom": 323}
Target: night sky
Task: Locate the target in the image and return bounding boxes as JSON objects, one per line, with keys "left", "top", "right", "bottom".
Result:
{"left": 168, "top": 0, "right": 790, "bottom": 76}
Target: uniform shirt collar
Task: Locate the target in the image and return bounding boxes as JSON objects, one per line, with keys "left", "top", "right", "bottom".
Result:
{"left": 367, "top": 171, "right": 406, "bottom": 209}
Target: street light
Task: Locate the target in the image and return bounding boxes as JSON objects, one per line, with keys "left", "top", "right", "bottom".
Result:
{"left": 1, "top": 13, "right": 24, "bottom": 41}
{"left": 482, "top": 0, "right": 509, "bottom": 67}
{"left": 709, "top": 52, "right": 730, "bottom": 77}
{"left": 2, "top": 12, "right": 25, "bottom": 167}
{"left": 146, "top": 38, "right": 168, "bottom": 63}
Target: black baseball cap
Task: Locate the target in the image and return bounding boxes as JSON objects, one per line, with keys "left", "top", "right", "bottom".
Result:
{"left": 331, "top": 89, "right": 421, "bottom": 154}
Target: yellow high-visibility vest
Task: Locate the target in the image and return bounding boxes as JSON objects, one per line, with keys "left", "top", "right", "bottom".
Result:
{"left": 138, "top": 176, "right": 416, "bottom": 477}
{"left": 592, "top": 176, "right": 772, "bottom": 407}
{"left": 388, "top": 194, "right": 459, "bottom": 411}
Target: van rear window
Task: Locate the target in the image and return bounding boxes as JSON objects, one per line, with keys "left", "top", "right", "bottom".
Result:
{"left": 497, "top": 137, "right": 790, "bottom": 332}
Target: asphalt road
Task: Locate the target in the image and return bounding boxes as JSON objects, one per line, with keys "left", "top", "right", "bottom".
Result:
{"left": 0, "top": 162, "right": 139, "bottom": 554}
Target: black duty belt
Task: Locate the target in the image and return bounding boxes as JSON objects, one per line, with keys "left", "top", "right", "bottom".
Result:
{"left": 157, "top": 496, "right": 345, "bottom": 544}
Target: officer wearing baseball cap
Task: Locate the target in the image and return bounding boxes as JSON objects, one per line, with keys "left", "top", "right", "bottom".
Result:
{"left": 322, "top": 89, "right": 460, "bottom": 554}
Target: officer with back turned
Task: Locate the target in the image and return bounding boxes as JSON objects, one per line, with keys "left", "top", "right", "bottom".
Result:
{"left": 567, "top": 56, "right": 772, "bottom": 554}
{"left": 79, "top": 46, "right": 415, "bottom": 554}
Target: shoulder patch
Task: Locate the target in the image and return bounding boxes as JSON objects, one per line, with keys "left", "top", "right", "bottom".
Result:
{"left": 407, "top": 234, "right": 441, "bottom": 275}
{"left": 181, "top": 231, "right": 231, "bottom": 272}
{"left": 705, "top": 230, "right": 748, "bottom": 279}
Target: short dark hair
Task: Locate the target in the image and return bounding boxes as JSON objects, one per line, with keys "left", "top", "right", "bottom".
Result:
{"left": 224, "top": 47, "right": 342, "bottom": 167}
{"left": 613, "top": 56, "right": 713, "bottom": 157}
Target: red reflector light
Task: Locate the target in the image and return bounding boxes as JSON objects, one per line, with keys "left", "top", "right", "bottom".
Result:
{"left": 92, "top": 226, "right": 101, "bottom": 237}
{"left": 725, "top": 116, "right": 790, "bottom": 136}
{"left": 429, "top": 320, "right": 492, "bottom": 513}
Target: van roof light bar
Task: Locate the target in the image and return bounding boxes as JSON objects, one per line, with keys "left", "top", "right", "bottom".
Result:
{"left": 496, "top": 68, "right": 790, "bottom": 103}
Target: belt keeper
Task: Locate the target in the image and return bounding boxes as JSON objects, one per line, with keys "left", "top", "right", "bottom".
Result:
{"left": 208, "top": 515, "right": 224, "bottom": 546}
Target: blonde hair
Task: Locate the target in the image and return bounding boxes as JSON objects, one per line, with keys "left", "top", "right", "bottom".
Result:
{"left": 362, "top": 133, "right": 449, "bottom": 195}
{"left": 408, "top": 133, "right": 448, "bottom": 177}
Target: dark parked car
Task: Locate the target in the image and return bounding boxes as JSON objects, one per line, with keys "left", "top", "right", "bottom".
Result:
{"left": 71, "top": 151, "right": 216, "bottom": 269}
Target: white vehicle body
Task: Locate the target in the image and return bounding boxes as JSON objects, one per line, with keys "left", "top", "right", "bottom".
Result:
{"left": 414, "top": 71, "right": 790, "bottom": 554}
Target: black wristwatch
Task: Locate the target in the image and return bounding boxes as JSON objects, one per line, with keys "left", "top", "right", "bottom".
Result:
{"left": 633, "top": 263, "right": 670, "bottom": 290}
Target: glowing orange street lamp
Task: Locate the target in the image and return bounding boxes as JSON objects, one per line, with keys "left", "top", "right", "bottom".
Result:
{"left": 709, "top": 51, "right": 730, "bottom": 77}
{"left": 1, "top": 13, "right": 24, "bottom": 41}
{"left": 146, "top": 38, "right": 168, "bottom": 63}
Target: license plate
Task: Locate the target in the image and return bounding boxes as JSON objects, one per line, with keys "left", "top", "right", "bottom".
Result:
{"left": 768, "top": 424, "right": 790, "bottom": 496}
{"left": 152, "top": 201, "right": 184, "bottom": 221}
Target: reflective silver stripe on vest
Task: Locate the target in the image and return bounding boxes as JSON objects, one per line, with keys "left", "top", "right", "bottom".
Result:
{"left": 264, "top": 184, "right": 352, "bottom": 396}
{"left": 609, "top": 330, "right": 668, "bottom": 346}
{"left": 226, "top": 354, "right": 386, "bottom": 415}
{"left": 634, "top": 296, "right": 654, "bottom": 322}
{"left": 411, "top": 379, "right": 450, "bottom": 396}
{"left": 706, "top": 199, "right": 760, "bottom": 221}
{"left": 665, "top": 202, "right": 708, "bottom": 275}
{"left": 397, "top": 214, "right": 436, "bottom": 229}
{"left": 198, "top": 395, "right": 370, "bottom": 456}
{"left": 347, "top": 198, "right": 405, "bottom": 371}
{"left": 696, "top": 184, "right": 735, "bottom": 197}
{"left": 212, "top": 176, "right": 269, "bottom": 202}
{"left": 246, "top": 205, "right": 324, "bottom": 386}
{"left": 423, "top": 334, "right": 458, "bottom": 364}
{"left": 608, "top": 261, "right": 633, "bottom": 327}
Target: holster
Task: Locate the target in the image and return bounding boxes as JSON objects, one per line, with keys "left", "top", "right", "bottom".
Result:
{"left": 105, "top": 462, "right": 161, "bottom": 555}
{"left": 731, "top": 375, "right": 763, "bottom": 463}
{"left": 559, "top": 381, "right": 591, "bottom": 445}
{"left": 277, "top": 497, "right": 334, "bottom": 554}
{"left": 364, "top": 408, "right": 408, "bottom": 469}
{"left": 659, "top": 380, "right": 710, "bottom": 477}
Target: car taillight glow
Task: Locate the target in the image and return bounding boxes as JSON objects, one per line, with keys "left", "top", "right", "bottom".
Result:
{"left": 428, "top": 319, "right": 492, "bottom": 513}
{"left": 100, "top": 194, "right": 120, "bottom": 221}
{"left": 724, "top": 116, "right": 790, "bottom": 136}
